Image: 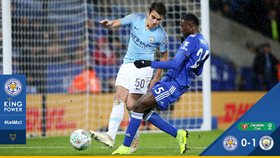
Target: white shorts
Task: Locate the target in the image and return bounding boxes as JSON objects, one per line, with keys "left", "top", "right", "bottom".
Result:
{"left": 115, "top": 63, "right": 154, "bottom": 94}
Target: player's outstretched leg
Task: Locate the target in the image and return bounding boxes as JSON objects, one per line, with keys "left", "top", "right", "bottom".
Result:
{"left": 112, "top": 145, "right": 131, "bottom": 155}
{"left": 90, "top": 131, "right": 114, "bottom": 148}
{"left": 176, "top": 129, "right": 189, "bottom": 154}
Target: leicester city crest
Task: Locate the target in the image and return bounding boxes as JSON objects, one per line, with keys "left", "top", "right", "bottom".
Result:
{"left": 223, "top": 136, "right": 238, "bottom": 151}
{"left": 5, "top": 78, "right": 22, "bottom": 96}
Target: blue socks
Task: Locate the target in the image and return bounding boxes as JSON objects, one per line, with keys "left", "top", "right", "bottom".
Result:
{"left": 146, "top": 111, "right": 177, "bottom": 137}
{"left": 123, "top": 111, "right": 178, "bottom": 147}
{"left": 123, "top": 112, "right": 143, "bottom": 147}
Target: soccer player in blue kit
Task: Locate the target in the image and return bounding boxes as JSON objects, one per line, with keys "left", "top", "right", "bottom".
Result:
{"left": 112, "top": 13, "right": 210, "bottom": 155}
{"left": 90, "top": 2, "right": 168, "bottom": 153}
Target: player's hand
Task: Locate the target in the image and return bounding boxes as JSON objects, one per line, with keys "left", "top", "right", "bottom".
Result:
{"left": 134, "top": 60, "right": 151, "bottom": 68}
{"left": 100, "top": 19, "right": 113, "bottom": 28}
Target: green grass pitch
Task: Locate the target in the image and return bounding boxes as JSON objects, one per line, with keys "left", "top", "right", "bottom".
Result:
{"left": 0, "top": 130, "right": 223, "bottom": 156}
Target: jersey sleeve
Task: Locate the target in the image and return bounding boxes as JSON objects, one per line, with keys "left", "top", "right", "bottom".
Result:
{"left": 151, "top": 53, "right": 187, "bottom": 69}
{"left": 120, "top": 13, "right": 138, "bottom": 26}
{"left": 159, "top": 32, "right": 168, "bottom": 53}
{"left": 177, "top": 36, "right": 196, "bottom": 57}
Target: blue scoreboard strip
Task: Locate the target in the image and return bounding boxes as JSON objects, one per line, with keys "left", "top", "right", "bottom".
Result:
{"left": 201, "top": 83, "right": 280, "bottom": 156}
{"left": 0, "top": 75, "right": 26, "bottom": 144}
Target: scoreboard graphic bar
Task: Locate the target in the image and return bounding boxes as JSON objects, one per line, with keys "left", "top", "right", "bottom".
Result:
{"left": 0, "top": 75, "right": 26, "bottom": 144}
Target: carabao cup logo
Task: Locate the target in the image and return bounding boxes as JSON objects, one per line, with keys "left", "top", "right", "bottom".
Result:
{"left": 5, "top": 78, "right": 22, "bottom": 96}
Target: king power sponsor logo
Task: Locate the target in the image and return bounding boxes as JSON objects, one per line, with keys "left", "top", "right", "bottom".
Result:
{"left": 3, "top": 100, "right": 23, "bottom": 112}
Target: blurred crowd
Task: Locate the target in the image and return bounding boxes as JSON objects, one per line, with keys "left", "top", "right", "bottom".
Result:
{"left": 238, "top": 43, "right": 279, "bottom": 91}
{"left": 210, "top": 0, "right": 280, "bottom": 91}
{"left": 210, "top": 0, "right": 280, "bottom": 42}
{"left": 252, "top": 43, "right": 279, "bottom": 90}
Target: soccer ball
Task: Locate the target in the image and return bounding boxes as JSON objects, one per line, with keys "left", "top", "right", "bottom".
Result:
{"left": 70, "top": 129, "right": 91, "bottom": 150}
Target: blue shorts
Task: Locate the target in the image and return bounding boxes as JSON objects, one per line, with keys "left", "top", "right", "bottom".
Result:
{"left": 151, "top": 80, "right": 188, "bottom": 111}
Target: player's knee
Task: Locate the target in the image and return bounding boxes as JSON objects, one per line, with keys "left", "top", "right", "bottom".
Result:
{"left": 114, "top": 90, "right": 128, "bottom": 102}
{"left": 126, "top": 104, "right": 133, "bottom": 111}
{"left": 114, "top": 94, "right": 126, "bottom": 102}
{"left": 126, "top": 99, "right": 135, "bottom": 111}
{"left": 113, "top": 99, "right": 125, "bottom": 107}
{"left": 132, "top": 100, "right": 145, "bottom": 113}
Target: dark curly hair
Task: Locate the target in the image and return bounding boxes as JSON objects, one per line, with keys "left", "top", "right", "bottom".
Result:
{"left": 182, "top": 13, "right": 200, "bottom": 26}
{"left": 149, "top": 2, "right": 167, "bottom": 18}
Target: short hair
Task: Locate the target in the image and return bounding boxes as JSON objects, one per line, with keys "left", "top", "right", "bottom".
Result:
{"left": 149, "top": 2, "right": 167, "bottom": 18}
{"left": 181, "top": 13, "right": 200, "bottom": 26}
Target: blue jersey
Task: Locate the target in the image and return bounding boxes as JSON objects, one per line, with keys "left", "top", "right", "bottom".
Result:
{"left": 151, "top": 33, "right": 209, "bottom": 110}
{"left": 120, "top": 13, "right": 168, "bottom": 63}
{"left": 152, "top": 33, "right": 209, "bottom": 88}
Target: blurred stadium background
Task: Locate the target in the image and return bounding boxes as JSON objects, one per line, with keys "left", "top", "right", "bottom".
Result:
{"left": 0, "top": 0, "right": 279, "bottom": 139}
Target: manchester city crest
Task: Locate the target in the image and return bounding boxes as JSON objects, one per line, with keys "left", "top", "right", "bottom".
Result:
{"left": 223, "top": 136, "right": 238, "bottom": 151}
{"left": 148, "top": 36, "right": 154, "bottom": 43}
{"left": 259, "top": 135, "right": 274, "bottom": 151}
{"left": 5, "top": 78, "right": 22, "bottom": 96}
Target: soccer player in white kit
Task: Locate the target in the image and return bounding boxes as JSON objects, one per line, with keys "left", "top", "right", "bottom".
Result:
{"left": 90, "top": 2, "right": 168, "bottom": 153}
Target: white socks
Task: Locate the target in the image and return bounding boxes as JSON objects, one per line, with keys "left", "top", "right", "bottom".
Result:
{"left": 107, "top": 100, "right": 124, "bottom": 140}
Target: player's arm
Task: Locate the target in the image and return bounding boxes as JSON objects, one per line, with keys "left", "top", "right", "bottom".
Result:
{"left": 135, "top": 36, "right": 194, "bottom": 69}
{"left": 100, "top": 13, "right": 137, "bottom": 29}
{"left": 148, "top": 32, "right": 169, "bottom": 87}
{"left": 151, "top": 52, "right": 186, "bottom": 69}
{"left": 149, "top": 52, "right": 168, "bottom": 88}
{"left": 134, "top": 52, "right": 187, "bottom": 69}
{"left": 100, "top": 19, "right": 121, "bottom": 29}
{"left": 153, "top": 51, "right": 167, "bottom": 76}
